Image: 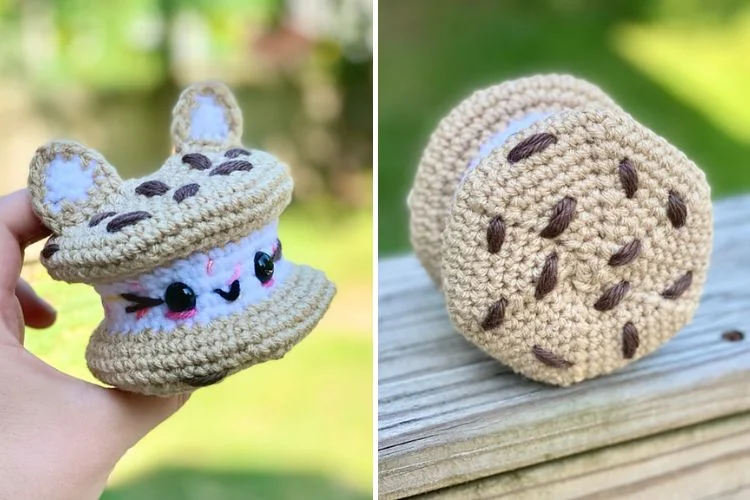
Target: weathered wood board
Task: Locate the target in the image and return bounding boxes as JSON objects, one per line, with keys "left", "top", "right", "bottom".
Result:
{"left": 418, "top": 411, "right": 750, "bottom": 499}
{"left": 378, "top": 195, "right": 750, "bottom": 499}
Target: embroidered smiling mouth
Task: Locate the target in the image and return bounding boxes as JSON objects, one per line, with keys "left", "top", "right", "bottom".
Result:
{"left": 214, "top": 280, "right": 240, "bottom": 302}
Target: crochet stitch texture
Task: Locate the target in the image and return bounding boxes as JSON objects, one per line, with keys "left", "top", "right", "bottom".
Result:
{"left": 28, "top": 82, "right": 336, "bottom": 395}
{"left": 409, "top": 74, "right": 712, "bottom": 386}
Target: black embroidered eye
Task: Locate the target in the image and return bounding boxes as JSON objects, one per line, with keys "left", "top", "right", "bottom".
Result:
{"left": 164, "top": 282, "right": 197, "bottom": 312}
{"left": 254, "top": 252, "right": 274, "bottom": 284}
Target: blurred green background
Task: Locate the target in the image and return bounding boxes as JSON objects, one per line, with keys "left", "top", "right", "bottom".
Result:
{"left": 0, "top": 0, "right": 372, "bottom": 499}
{"left": 380, "top": 0, "right": 750, "bottom": 254}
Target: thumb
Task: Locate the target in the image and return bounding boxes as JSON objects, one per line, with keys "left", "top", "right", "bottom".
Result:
{"left": 102, "top": 388, "right": 190, "bottom": 450}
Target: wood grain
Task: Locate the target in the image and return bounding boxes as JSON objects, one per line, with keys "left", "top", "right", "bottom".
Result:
{"left": 418, "top": 412, "right": 750, "bottom": 499}
{"left": 378, "top": 195, "right": 750, "bottom": 499}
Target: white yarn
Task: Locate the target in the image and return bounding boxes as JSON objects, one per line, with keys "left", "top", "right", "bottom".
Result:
{"left": 465, "top": 112, "right": 552, "bottom": 174}
{"left": 189, "top": 95, "right": 230, "bottom": 141}
{"left": 43, "top": 154, "right": 95, "bottom": 214}
{"left": 96, "top": 221, "right": 292, "bottom": 334}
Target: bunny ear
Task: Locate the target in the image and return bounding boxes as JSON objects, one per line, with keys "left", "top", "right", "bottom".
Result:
{"left": 28, "top": 141, "right": 122, "bottom": 234}
{"left": 170, "top": 82, "right": 244, "bottom": 152}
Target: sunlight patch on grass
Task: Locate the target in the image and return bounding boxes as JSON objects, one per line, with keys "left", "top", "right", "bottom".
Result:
{"left": 612, "top": 11, "right": 750, "bottom": 144}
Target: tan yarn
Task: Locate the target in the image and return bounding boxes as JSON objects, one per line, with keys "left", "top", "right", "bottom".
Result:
{"left": 87, "top": 265, "right": 334, "bottom": 396}
{"left": 409, "top": 74, "right": 622, "bottom": 285}
{"left": 28, "top": 82, "right": 335, "bottom": 395}
{"left": 441, "top": 109, "right": 712, "bottom": 386}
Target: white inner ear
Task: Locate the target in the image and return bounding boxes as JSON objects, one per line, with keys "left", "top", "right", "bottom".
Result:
{"left": 190, "top": 95, "right": 229, "bottom": 142}
{"left": 44, "top": 154, "right": 95, "bottom": 214}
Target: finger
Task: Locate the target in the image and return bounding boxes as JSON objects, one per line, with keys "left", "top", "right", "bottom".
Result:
{"left": 15, "top": 278, "right": 56, "bottom": 329}
{"left": 102, "top": 389, "right": 190, "bottom": 450}
{"left": 0, "top": 190, "right": 51, "bottom": 247}
{"left": 0, "top": 190, "right": 50, "bottom": 293}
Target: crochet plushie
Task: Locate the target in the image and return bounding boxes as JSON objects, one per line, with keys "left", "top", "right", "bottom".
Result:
{"left": 28, "top": 82, "right": 336, "bottom": 396}
{"left": 409, "top": 74, "right": 712, "bottom": 386}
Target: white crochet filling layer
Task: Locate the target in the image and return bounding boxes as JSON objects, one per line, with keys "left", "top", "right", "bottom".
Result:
{"left": 96, "top": 221, "right": 291, "bottom": 334}
{"left": 44, "top": 154, "right": 95, "bottom": 214}
{"left": 190, "top": 94, "right": 230, "bottom": 141}
{"left": 463, "top": 111, "right": 553, "bottom": 182}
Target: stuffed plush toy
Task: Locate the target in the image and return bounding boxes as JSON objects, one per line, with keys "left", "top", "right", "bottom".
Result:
{"left": 409, "top": 74, "right": 712, "bottom": 386}
{"left": 28, "top": 82, "right": 336, "bottom": 396}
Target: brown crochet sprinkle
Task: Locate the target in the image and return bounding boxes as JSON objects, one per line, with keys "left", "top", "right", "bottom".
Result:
{"left": 622, "top": 322, "right": 639, "bottom": 359}
{"left": 88, "top": 211, "right": 117, "bottom": 227}
{"left": 182, "top": 153, "right": 212, "bottom": 170}
{"left": 608, "top": 239, "right": 642, "bottom": 267}
{"left": 487, "top": 216, "right": 506, "bottom": 254}
{"left": 173, "top": 183, "right": 200, "bottom": 203}
{"left": 41, "top": 243, "right": 59, "bottom": 259}
{"left": 106, "top": 211, "right": 153, "bottom": 233}
{"left": 481, "top": 298, "right": 507, "bottom": 331}
{"left": 535, "top": 252, "right": 558, "bottom": 300}
{"left": 210, "top": 160, "right": 253, "bottom": 176}
{"left": 540, "top": 196, "right": 577, "bottom": 238}
{"left": 225, "top": 148, "right": 250, "bottom": 158}
{"left": 183, "top": 370, "right": 228, "bottom": 388}
{"left": 722, "top": 330, "right": 744, "bottom": 342}
{"left": 618, "top": 158, "right": 638, "bottom": 199}
{"left": 532, "top": 345, "right": 573, "bottom": 368}
{"left": 594, "top": 280, "right": 631, "bottom": 311}
{"left": 507, "top": 133, "right": 557, "bottom": 164}
{"left": 135, "top": 180, "right": 170, "bottom": 197}
{"left": 661, "top": 271, "right": 693, "bottom": 299}
{"left": 667, "top": 190, "right": 687, "bottom": 228}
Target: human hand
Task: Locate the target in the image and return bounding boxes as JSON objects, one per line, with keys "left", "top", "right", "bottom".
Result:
{"left": 0, "top": 190, "right": 188, "bottom": 500}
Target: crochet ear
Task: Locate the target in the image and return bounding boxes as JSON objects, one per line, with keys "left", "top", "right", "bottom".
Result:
{"left": 170, "top": 81, "right": 244, "bottom": 152}
{"left": 28, "top": 141, "right": 122, "bottom": 234}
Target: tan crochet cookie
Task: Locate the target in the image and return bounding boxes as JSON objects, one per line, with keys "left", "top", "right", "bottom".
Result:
{"left": 409, "top": 74, "right": 622, "bottom": 286}
{"left": 441, "top": 109, "right": 712, "bottom": 386}
{"left": 28, "top": 82, "right": 336, "bottom": 395}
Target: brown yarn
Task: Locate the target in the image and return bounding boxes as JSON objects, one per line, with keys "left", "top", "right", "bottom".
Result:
{"left": 532, "top": 345, "right": 573, "bottom": 368}
{"left": 507, "top": 133, "right": 557, "bottom": 164}
{"left": 540, "top": 196, "right": 576, "bottom": 238}
{"left": 487, "top": 216, "right": 506, "bottom": 254}
{"left": 182, "top": 153, "right": 212, "bottom": 170}
{"left": 481, "top": 298, "right": 507, "bottom": 330}
{"left": 618, "top": 158, "right": 638, "bottom": 199}
{"left": 225, "top": 148, "right": 250, "bottom": 158}
{"left": 622, "top": 322, "right": 639, "bottom": 359}
{"left": 667, "top": 190, "right": 687, "bottom": 228}
{"left": 183, "top": 370, "right": 228, "bottom": 388}
{"left": 722, "top": 330, "right": 744, "bottom": 342}
{"left": 534, "top": 252, "right": 558, "bottom": 300}
{"left": 210, "top": 160, "right": 253, "bottom": 176}
{"left": 594, "top": 281, "right": 630, "bottom": 311}
{"left": 106, "top": 211, "right": 153, "bottom": 233}
{"left": 661, "top": 271, "right": 693, "bottom": 299}
{"left": 608, "top": 239, "right": 642, "bottom": 267}
{"left": 88, "top": 211, "right": 117, "bottom": 227}
{"left": 173, "top": 183, "right": 200, "bottom": 203}
{"left": 135, "top": 180, "right": 170, "bottom": 197}
{"left": 41, "top": 243, "right": 59, "bottom": 259}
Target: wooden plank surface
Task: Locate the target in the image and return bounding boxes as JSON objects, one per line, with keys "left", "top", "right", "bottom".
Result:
{"left": 378, "top": 195, "right": 750, "bottom": 499}
{"left": 418, "top": 411, "right": 750, "bottom": 500}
